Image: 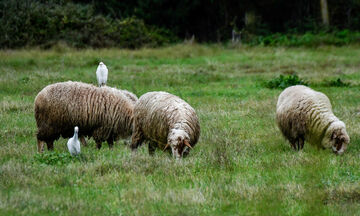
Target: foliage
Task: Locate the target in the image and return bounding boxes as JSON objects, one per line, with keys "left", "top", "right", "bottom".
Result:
{"left": 245, "top": 30, "right": 360, "bottom": 47}
{"left": 265, "top": 74, "right": 308, "bottom": 89}
{"left": 2, "top": 0, "right": 360, "bottom": 47}
{"left": 33, "top": 152, "right": 73, "bottom": 165}
{"left": 33, "top": 151, "right": 90, "bottom": 165}
{"left": 89, "top": 0, "right": 360, "bottom": 42}
{"left": 0, "top": 1, "right": 175, "bottom": 49}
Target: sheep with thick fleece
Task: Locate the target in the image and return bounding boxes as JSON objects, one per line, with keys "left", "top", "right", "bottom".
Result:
{"left": 78, "top": 86, "right": 138, "bottom": 147}
{"left": 34, "top": 81, "right": 134, "bottom": 152}
{"left": 276, "top": 85, "right": 350, "bottom": 154}
{"left": 131, "top": 91, "right": 200, "bottom": 158}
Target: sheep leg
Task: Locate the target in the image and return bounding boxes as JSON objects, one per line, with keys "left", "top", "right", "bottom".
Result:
{"left": 290, "top": 140, "right": 297, "bottom": 150}
{"left": 37, "top": 139, "right": 45, "bottom": 153}
{"left": 96, "top": 141, "right": 102, "bottom": 149}
{"left": 148, "top": 141, "right": 156, "bottom": 155}
{"left": 46, "top": 141, "right": 54, "bottom": 151}
{"left": 299, "top": 137, "right": 304, "bottom": 150}
{"left": 131, "top": 131, "right": 145, "bottom": 150}
{"left": 80, "top": 136, "right": 87, "bottom": 146}
{"left": 107, "top": 139, "right": 114, "bottom": 149}
{"left": 293, "top": 137, "right": 305, "bottom": 151}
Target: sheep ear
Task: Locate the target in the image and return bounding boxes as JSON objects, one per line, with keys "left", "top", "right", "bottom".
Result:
{"left": 163, "top": 143, "right": 170, "bottom": 151}
{"left": 184, "top": 140, "right": 192, "bottom": 149}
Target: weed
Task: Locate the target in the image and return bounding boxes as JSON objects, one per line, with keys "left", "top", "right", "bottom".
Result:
{"left": 265, "top": 74, "right": 308, "bottom": 89}
{"left": 33, "top": 152, "right": 88, "bottom": 165}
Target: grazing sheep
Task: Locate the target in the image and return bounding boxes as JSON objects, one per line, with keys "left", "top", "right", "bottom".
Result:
{"left": 34, "top": 81, "right": 134, "bottom": 152}
{"left": 96, "top": 62, "right": 108, "bottom": 87}
{"left": 131, "top": 91, "right": 200, "bottom": 158}
{"left": 67, "top": 126, "right": 80, "bottom": 156}
{"left": 276, "top": 85, "right": 350, "bottom": 154}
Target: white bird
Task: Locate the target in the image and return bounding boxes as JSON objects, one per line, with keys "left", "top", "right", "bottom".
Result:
{"left": 96, "top": 62, "right": 108, "bottom": 87}
{"left": 67, "top": 126, "right": 81, "bottom": 156}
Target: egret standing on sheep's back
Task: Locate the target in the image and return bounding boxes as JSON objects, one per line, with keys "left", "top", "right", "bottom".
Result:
{"left": 67, "top": 126, "right": 81, "bottom": 156}
{"left": 96, "top": 62, "right": 108, "bottom": 87}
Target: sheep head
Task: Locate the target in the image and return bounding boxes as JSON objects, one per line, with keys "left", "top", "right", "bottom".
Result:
{"left": 166, "top": 129, "right": 192, "bottom": 159}
{"left": 323, "top": 121, "right": 350, "bottom": 155}
{"left": 330, "top": 128, "right": 350, "bottom": 155}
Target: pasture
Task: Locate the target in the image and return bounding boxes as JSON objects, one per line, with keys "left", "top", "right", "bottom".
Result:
{"left": 0, "top": 44, "right": 360, "bottom": 215}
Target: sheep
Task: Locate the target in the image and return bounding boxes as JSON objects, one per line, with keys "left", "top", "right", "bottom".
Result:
{"left": 276, "top": 85, "right": 350, "bottom": 154}
{"left": 96, "top": 62, "right": 108, "bottom": 87}
{"left": 34, "top": 81, "right": 134, "bottom": 152}
{"left": 72, "top": 86, "right": 138, "bottom": 147}
{"left": 131, "top": 91, "right": 200, "bottom": 158}
{"left": 67, "top": 126, "right": 80, "bottom": 156}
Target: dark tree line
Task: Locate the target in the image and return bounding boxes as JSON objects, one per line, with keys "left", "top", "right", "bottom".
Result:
{"left": 0, "top": 0, "right": 359, "bottom": 48}
{"left": 78, "top": 0, "right": 360, "bottom": 41}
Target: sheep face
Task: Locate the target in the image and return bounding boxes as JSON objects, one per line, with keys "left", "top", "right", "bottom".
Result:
{"left": 168, "top": 129, "right": 191, "bottom": 159}
{"left": 330, "top": 128, "right": 350, "bottom": 155}
{"left": 322, "top": 121, "right": 350, "bottom": 155}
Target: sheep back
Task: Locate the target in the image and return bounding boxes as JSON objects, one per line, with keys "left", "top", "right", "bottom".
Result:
{"left": 133, "top": 91, "right": 200, "bottom": 149}
{"left": 34, "top": 81, "right": 134, "bottom": 144}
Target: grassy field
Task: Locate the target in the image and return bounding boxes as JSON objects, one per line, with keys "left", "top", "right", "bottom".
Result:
{"left": 0, "top": 44, "right": 360, "bottom": 215}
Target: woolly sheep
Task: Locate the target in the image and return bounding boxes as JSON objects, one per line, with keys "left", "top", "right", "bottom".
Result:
{"left": 96, "top": 62, "right": 108, "bottom": 87}
{"left": 74, "top": 86, "right": 138, "bottom": 147}
{"left": 67, "top": 126, "right": 80, "bottom": 156}
{"left": 276, "top": 85, "right": 350, "bottom": 154}
{"left": 131, "top": 91, "right": 200, "bottom": 158}
{"left": 34, "top": 81, "right": 134, "bottom": 152}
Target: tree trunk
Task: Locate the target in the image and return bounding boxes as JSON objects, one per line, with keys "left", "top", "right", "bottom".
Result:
{"left": 320, "top": 0, "right": 330, "bottom": 26}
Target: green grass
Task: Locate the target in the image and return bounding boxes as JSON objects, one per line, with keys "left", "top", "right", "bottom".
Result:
{"left": 1, "top": 44, "right": 360, "bottom": 215}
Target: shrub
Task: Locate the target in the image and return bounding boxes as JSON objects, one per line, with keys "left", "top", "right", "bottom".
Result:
{"left": 0, "top": 1, "right": 175, "bottom": 49}
{"left": 33, "top": 151, "right": 90, "bottom": 165}
{"left": 265, "top": 74, "right": 308, "bottom": 89}
{"left": 245, "top": 30, "right": 360, "bottom": 47}
{"left": 34, "top": 152, "right": 73, "bottom": 166}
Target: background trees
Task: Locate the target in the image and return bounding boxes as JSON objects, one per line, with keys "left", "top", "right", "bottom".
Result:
{"left": 0, "top": 0, "right": 359, "bottom": 48}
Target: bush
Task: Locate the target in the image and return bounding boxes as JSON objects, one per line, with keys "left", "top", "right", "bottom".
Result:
{"left": 265, "top": 74, "right": 308, "bottom": 89}
{"left": 245, "top": 30, "right": 360, "bottom": 47}
{"left": 34, "top": 152, "right": 73, "bottom": 166}
{"left": 0, "top": 1, "right": 175, "bottom": 49}
{"left": 33, "top": 151, "right": 90, "bottom": 165}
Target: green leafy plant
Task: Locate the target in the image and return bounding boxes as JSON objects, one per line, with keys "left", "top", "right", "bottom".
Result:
{"left": 34, "top": 152, "right": 76, "bottom": 165}
{"left": 265, "top": 74, "right": 308, "bottom": 89}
